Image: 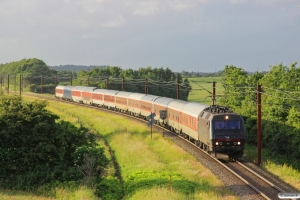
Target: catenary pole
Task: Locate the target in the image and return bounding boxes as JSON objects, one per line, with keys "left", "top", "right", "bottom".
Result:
{"left": 257, "top": 84, "right": 262, "bottom": 166}
{"left": 212, "top": 81, "right": 216, "bottom": 105}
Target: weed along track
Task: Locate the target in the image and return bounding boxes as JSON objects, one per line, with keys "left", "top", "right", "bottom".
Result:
{"left": 23, "top": 93, "right": 297, "bottom": 199}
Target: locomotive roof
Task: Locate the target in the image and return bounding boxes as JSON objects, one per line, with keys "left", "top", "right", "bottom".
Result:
{"left": 203, "top": 105, "right": 234, "bottom": 114}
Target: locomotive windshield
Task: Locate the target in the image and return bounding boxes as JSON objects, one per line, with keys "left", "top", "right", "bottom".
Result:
{"left": 215, "top": 121, "right": 240, "bottom": 130}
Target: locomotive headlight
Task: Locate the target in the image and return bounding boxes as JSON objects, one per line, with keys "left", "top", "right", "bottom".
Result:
{"left": 238, "top": 142, "right": 241, "bottom": 145}
{"left": 225, "top": 115, "right": 229, "bottom": 120}
{"left": 216, "top": 142, "right": 219, "bottom": 145}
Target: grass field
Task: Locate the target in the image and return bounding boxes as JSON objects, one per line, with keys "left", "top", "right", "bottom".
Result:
{"left": 0, "top": 94, "right": 237, "bottom": 200}
{"left": 187, "top": 77, "right": 223, "bottom": 104}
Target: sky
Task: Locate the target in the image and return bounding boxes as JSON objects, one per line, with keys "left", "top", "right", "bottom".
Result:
{"left": 0, "top": 0, "right": 299, "bottom": 72}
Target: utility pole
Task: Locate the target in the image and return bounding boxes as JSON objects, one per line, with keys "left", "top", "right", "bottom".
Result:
{"left": 20, "top": 75, "right": 22, "bottom": 95}
{"left": 122, "top": 76, "right": 125, "bottom": 91}
{"left": 15, "top": 74, "right": 16, "bottom": 93}
{"left": 29, "top": 76, "right": 32, "bottom": 92}
{"left": 70, "top": 74, "right": 72, "bottom": 86}
{"left": 41, "top": 76, "right": 43, "bottom": 94}
{"left": 257, "top": 85, "right": 262, "bottom": 166}
{"left": 54, "top": 76, "right": 57, "bottom": 88}
{"left": 144, "top": 78, "right": 147, "bottom": 94}
{"left": 7, "top": 74, "right": 9, "bottom": 94}
{"left": 106, "top": 77, "right": 108, "bottom": 89}
{"left": 176, "top": 79, "right": 180, "bottom": 99}
{"left": 212, "top": 81, "right": 216, "bottom": 105}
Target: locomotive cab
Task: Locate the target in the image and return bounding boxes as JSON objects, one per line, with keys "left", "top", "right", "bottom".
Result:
{"left": 211, "top": 114, "right": 245, "bottom": 160}
{"left": 198, "top": 105, "right": 245, "bottom": 160}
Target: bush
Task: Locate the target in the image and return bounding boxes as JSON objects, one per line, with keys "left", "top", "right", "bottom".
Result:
{"left": 95, "top": 176, "right": 123, "bottom": 200}
{"left": 0, "top": 96, "right": 108, "bottom": 190}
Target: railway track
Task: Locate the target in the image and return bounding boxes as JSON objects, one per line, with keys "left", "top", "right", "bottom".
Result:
{"left": 22, "top": 92, "right": 299, "bottom": 200}
{"left": 220, "top": 159, "right": 287, "bottom": 200}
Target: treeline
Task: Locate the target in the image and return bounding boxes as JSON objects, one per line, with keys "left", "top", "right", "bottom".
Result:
{"left": 74, "top": 66, "right": 192, "bottom": 101}
{"left": 181, "top": 70, "right": 223, "bottom": 77}
{"left": 0, "top": 59, "right": 192, "bottom": 101}
{"left": 0, "top": 58, "right": 77, "bottom": 78}
{"left": 219, "top": 63, "right": 300, "bottom": 164}
{"left": 49, "top": 65, "right": 105, "bottom": 72}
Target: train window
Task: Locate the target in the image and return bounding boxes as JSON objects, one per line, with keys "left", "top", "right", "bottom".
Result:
{"left": 215, "top": 121, "right": 240, "bottom": 130}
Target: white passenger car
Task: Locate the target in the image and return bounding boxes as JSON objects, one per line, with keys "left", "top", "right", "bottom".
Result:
{"left": 127, "top": 93, "right": 145, "bottom": 116}
{"left": 140, "top": 95, "right": 160, "bottom": 119}
{"left": 181, "top": 102, "right": 207, "bottom": 140}
{"left": 72, "top": 86, "right": 85, "bottom": 103}
{"left": 91, "top": 89, "right": 107, "bottom": 106}
{"left": 102, "top": 90, "right": 120, "bottom": 109}
{"left": 115, "top": 91, "right": 132, "bottom": 112}
{"left": 82, "top": 87, "right": 97, "bottom": 104}
{"left": 152, "top": 97, "right": 174, "bottom": 125}
{"left": 167, "top": 100, "right": 189, "bottom": 133}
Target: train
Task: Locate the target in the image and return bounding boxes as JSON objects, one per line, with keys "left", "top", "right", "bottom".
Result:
{"left": 55, "top": 85, "right": 245, "bottom": 160}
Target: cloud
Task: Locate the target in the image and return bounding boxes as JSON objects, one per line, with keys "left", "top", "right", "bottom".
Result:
{"left": 123, "top": 0, "right": 207, "bottom": 16}
{"left": 132, "top": 1, "right": 160, "bottom": 16}
{"left": 0, "top": 0, "right": 39, "bottom": 14}
{"left": 230, "top": 0, "right": 247, "bottom": 4}
{"left": 101, "top": 15, "right": 126, "bottom": 28}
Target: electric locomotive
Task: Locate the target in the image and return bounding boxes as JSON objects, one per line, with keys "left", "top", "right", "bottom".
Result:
{"left": 199, "top": 105, "right": 245, "bottom": 160}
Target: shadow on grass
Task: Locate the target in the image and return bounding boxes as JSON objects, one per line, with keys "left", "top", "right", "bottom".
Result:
{"left": 124, "top": 171, "right": 206, "bottom": 198}
{"left": 103, "top": 127, "right": 152, "bottom": 142}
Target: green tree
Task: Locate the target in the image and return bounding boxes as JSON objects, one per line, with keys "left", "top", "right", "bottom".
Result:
{"left": 219, "top": 65, "right": 248, "bottom": 113}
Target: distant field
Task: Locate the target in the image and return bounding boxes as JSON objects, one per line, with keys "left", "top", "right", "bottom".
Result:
{"left": 187, "top": 77, "right": 223, "bottom": 105}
